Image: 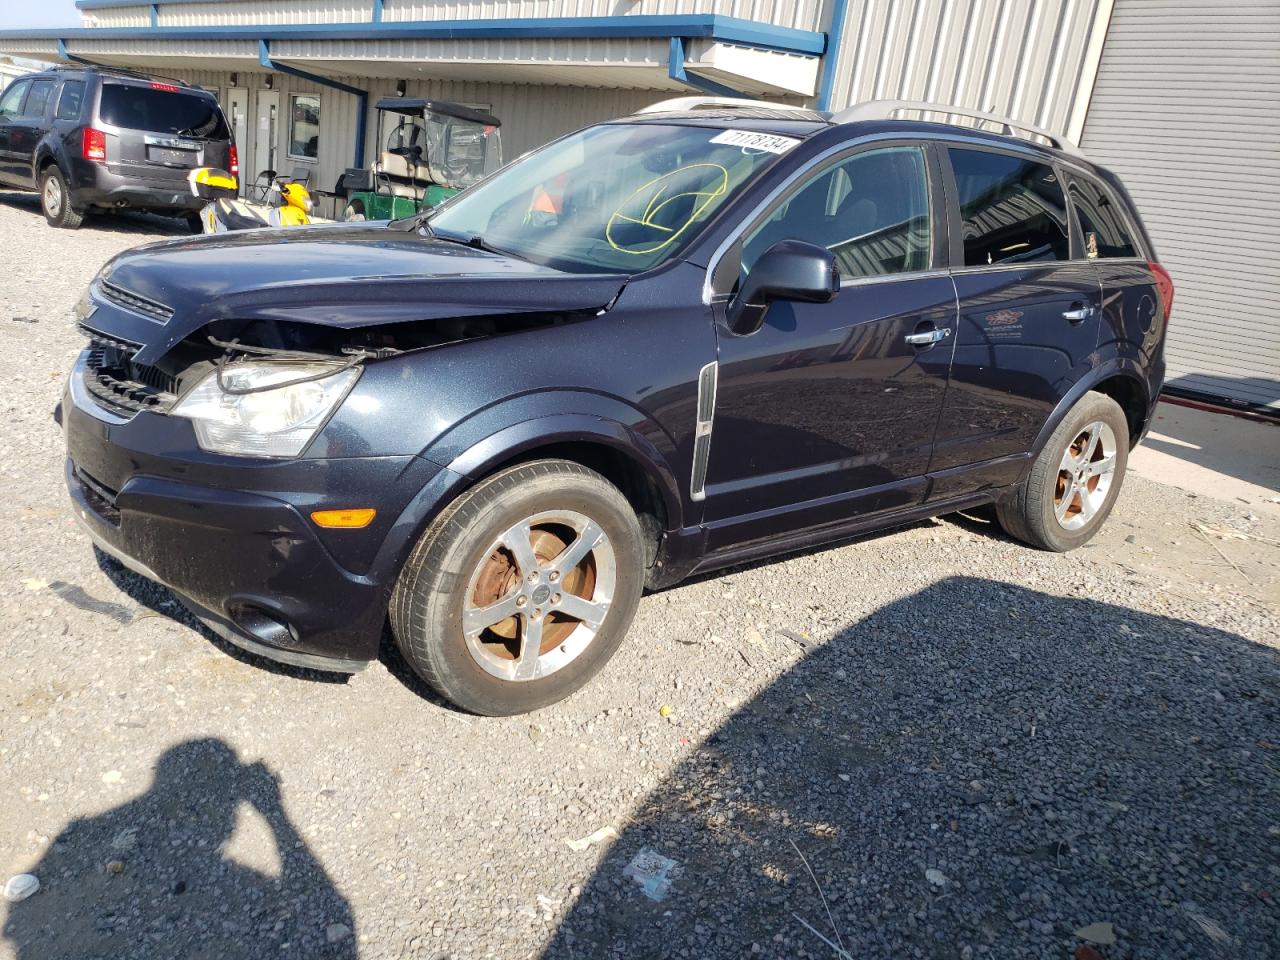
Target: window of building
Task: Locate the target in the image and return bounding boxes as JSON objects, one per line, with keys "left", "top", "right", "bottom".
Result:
{"left": 1069, "top": 176, "right": 1137, "bottom": 259}
{"left": 56, "top": 80, "right": 86, "bottom": 122}
{"left": 22, "top": 79, "right": 55, "bottom": 120}
{"left": 741, "top": 145, "right": 931, "bottom": 280}
{"left": 0, "top": 80, "right": 29, "bottom": 117}
{"left": 288, "top": 94, "right": 320, "bottom": 161}
{"left": 948, "top": 148, "right": 1069, "bottom": 266}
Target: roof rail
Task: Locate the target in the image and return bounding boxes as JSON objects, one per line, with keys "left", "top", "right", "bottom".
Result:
{"left": 636, "top": 96, "right": 773, "bottom": 114}
{"left": 51, "top": 62, "right": 192, "bottom": 89}
{"left": 832, "top": 99, "right": 1082, "bottom": 155}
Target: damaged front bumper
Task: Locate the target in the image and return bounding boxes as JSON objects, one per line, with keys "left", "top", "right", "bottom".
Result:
{"left": 62, "top": 354, "right": 445, "bottom": 672}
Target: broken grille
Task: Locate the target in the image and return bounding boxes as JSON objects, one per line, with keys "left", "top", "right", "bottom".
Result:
{"left": 83, "top": 337, "right": 178, "bottom": 417}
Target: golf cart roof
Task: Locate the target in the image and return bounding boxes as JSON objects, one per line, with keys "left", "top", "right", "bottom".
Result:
{"left": 373, "top": 98, "right": 501, "bottom": 127}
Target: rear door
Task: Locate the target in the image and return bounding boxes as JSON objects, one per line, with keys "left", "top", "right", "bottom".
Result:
{"left": 9, "top": 77, "right": 57, "bottom": 187}
{"left": 929, "top": 146, "right": 1103, "bottom": 493}
{"left": 96, "top": 81, "right": 230, "bottom": 186}
{"left": 0, "top": 79, "right": 31, "bottom": 183}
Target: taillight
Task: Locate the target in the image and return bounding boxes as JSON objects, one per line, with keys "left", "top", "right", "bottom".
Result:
{"left": 1148, "top": 261, "right": 1174, "bottom": 328}
{"left": 229, "top": 144, "right": 239, "bottom": 180}
{"left": 82, "top": 128, "right": 107, "bottom": 163}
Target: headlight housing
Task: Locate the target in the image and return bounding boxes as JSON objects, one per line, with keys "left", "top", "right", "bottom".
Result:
{"left": 172, "top": 362, "right": 360, "bottom": 458}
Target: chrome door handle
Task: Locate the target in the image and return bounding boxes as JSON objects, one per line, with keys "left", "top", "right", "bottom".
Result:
{"left": 1062, "top": 306, "right": 1097, "bottom": 322}
{"left": 904, "top": 327, "right": 952, "bottom": 346}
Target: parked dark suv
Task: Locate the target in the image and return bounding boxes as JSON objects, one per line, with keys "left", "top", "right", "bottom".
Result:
{"left": 60, "top": 98, "right": 1171, "bottom": 715}
{"left": 0, "top": 66, "right": 234, "bottom": 229}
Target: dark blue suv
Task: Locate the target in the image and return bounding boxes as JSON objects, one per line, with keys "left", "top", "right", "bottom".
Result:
{"left": 61, "top": 99, "right": 1171, "bottom": 715}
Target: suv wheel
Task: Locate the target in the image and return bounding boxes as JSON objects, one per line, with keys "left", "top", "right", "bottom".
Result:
{"left": 40, "top": 167, "right": 85, "bottom": 229}
{"left": 391, "top": 459, "right": 646, "bottom": 715}
{"left": 997, "top": 391, "right": 1129, "bottom": 552}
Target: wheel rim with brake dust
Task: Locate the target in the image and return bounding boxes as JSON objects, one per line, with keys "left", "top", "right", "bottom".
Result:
{"left": 1054, "top": 420, "right": 1118, "bottom": 530}
{"left": 462, "top": 510, "right": 616, "bottom": 682}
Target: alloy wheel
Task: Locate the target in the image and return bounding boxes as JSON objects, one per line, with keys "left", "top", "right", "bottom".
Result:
{"left": 1054, "top": 420, "right": 1117, "bottom": 530}
{"left": 43, "top": 175, "right": 62, "bottom": 217}
{"left": 462, "top": 510, "right": 615, "bottom": 682}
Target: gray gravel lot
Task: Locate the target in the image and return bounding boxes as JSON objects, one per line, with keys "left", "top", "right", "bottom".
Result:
{"left": 1, "top": 193, "right": 1277, "bottom": 960}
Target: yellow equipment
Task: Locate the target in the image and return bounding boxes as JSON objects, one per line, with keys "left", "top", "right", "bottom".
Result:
{"left": 188, "top": 167, "right": 315, "bottom": 233}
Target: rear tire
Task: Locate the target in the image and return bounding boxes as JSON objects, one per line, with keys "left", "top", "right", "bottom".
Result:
{"left": 391, "top": 459, "right": 646, "bottom": 715}
{"left": 997, "top": 391, "right": 1129, "bottom": 552}
{"left": 40, "top": 167, "right": 84, "bottom": 229}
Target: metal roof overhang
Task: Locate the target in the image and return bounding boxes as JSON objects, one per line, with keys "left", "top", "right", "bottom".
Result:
{"left": 0, "top": 16, "right": 824, "bottom": 97}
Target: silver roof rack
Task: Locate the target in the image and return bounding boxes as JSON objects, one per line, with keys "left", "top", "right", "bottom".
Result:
{"left": 636, "top": 96, "right": 774, "bottom": 114}
{"left": 832, "top": 99, "right": 1082, "bottom": 155}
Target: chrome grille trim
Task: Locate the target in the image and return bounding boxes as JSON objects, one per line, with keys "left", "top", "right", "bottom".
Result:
{"left": 100, "top": 280, "right": 174, "bottom": 324}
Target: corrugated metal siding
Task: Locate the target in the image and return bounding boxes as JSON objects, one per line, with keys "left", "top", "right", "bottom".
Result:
{"left": 272, "top": 36, "right": 671, "bottom": 69}
{"left": 826, "top": 0, "right": 1104, "bottom": 135}
{"left": 170, "top": 69, "right": 662, "bottom": 194}
{"left": 159, "top": 0, "right": 374, "bottom": 27}
{"left": 80, "top": 6, "right": 153, "bottom": 28}
{"left": 1081, "top": 0, "right": 1280, "bottom": 410}
{"left": 382, "top": 0, "right": 823, "bottom": 30}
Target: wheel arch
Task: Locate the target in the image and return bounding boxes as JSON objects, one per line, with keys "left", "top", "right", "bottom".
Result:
{"left": 1027, "top": 362, "right": 1151, "bottom": 471}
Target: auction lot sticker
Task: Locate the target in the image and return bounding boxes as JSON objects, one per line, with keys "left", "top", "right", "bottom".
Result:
{"left": 709, "top": 130, "right": 801, "bottom": 154}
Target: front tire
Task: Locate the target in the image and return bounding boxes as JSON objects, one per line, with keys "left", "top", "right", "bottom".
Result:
{"left": 40, "top": 167, "right": 84, "bottom": 229}
{"left": 391, "top": 460, "right": 646, "bottom": 715}
{"left": 997, "top": 391, "right": 1130, "bottom": 551}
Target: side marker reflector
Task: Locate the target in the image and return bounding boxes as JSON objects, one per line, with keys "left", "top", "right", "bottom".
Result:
{"left": 311, "top": 508, "right": 376, "bottom": 529}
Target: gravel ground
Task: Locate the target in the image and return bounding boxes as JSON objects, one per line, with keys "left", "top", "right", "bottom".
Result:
{"left": 1, "top": 193, "right": 1278, "bottom": 960}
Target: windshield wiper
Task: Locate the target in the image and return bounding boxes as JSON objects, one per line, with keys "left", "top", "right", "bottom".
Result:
{"left": 388, "top": 208, "right": 434, "bottom": 233}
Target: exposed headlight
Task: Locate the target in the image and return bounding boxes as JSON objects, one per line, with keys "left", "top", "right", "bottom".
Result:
{"left": 172, "top": 362, "right": 359, "bottom": 458}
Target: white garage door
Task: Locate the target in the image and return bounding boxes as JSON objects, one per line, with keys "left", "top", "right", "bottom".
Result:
{"left": 1080, "top": 0, "right": 1280, "bottom": 411}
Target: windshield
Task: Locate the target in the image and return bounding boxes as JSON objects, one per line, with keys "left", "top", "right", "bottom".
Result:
{"left": 99, "top": 84, "right": 229, "bottom": 139}
{"left": 427, "top": 123, "right": 799, "bottom": 273}
{"left": 385, "top": 113, "right": 501, "bottom": 189}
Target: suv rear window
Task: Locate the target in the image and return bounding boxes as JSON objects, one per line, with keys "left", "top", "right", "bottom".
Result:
{"left": 56, "top": 80, "right": 86, "bottom": 122}
{"left": 1070, "top": 177, "right": 1137, "bottom": 259}
{"left": 98, "top": 84, "right": 228, "bottom": 139}
{"left": 949, "top": 148, "right": 1069, "bottom": 266}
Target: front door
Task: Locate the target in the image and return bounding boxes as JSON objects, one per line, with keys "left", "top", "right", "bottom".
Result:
{"left": 252, "top": 89, "right": 280, "bottom": 197}
{"left": 929, "top": 147, "right": 1103, "bottom": 484}
{"left": 702, "top": 143, "right": 956, "bottom": 551}
{"left": 224, "top": 87, "right": 249, "bottom": 195}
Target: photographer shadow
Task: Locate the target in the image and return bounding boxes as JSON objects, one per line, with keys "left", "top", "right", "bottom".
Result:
{"left": 3, "top": 738, "right": 355, "bottom": 959}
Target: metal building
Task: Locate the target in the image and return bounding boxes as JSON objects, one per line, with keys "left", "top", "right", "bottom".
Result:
{"left": 0, "top": 0, "right": 1275, "bottom": 411}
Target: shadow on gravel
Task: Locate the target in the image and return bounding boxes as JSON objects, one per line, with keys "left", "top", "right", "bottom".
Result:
{"left": 0, "top": 190, "right": 188, "bottom": 236}
{"left": 544, "top": 577, "right": 1280, "bottom": 960}
{"left": 93, "top": 547, "right": 350, "bottom": 686}
{"left": 2, "top": 739, "right": 356, "bottom": 958}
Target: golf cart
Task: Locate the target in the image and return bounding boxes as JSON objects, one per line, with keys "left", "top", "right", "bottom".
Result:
{"left": 342, "top": 98, "right": 502, "bottom": 221}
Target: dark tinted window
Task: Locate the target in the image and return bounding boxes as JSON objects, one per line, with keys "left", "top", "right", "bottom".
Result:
{"left": 1070, "top": 176, "right": 1137, "bottom": 259}
{"left": 743, "top": 145, "right": 931, "bottom": 279}
{"left": 949, "top": 148, "right": 1068, "bottom": 266}
{"left": 22, "top": 79, "right": 55, "bottom": 120}
{"left": 98, "top": 84, "right": 228, "bottom": 138}
{"left": 0, "top": 80, "right": 29, "bottom": 117}
{"left": 56, "top": 80, "right": 86, "bottom": 122}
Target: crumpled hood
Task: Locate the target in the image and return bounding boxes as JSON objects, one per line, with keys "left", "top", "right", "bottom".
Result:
{"left": 86, "top": 222, "right": 628, "bottom": 362}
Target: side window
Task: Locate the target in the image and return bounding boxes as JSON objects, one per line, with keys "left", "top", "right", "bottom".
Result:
{"left": 948, "top": 148, "right": 1068, "bottom": 266}
{"left": 1069, "top": 176, "right": 1137, "bottom": 259}
{"left": 742, "top": 145, "right": 931, "bottom": 280}
{"left": 22, "top": 80, "right": 56, "bottom": 120}
{"left": 56, "top": 80, "right": 86, "bottom": 122}
{"left": 0, "top": 80, "right": 31, "bottom": 118}
{"left": 288, "top": 94, "right": 320, "bottom": 160}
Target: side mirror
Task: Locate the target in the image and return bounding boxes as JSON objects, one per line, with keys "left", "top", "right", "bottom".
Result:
{"left": 726, "top": 239, "right": 840, "bottom": 336}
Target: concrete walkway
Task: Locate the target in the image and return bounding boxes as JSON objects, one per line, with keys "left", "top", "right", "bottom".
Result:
{"left": 1129, "top": 400, "right": 1280, "bottom": 517}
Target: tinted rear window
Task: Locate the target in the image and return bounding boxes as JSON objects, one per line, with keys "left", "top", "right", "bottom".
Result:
{"left": 949, "top": 148, "right": 1069, "bottom": 266}
{"left": 57, "top": 80, "right": 86, "bottom": 121}
{"left": 99, "top": 84, "right": 228, "bottom": 138}
{"left": 1070, "top": 176, "right": 1138, "bottom": 259}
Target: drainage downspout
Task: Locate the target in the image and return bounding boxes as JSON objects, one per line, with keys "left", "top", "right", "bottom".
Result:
{"left": 258, "top": 39, "right": 368, "bottom": 169}
{"left": 56, "top": 38, "right": 97, "bottom": 67}
{"left": 667, "top": 36, "right": 749, "bottom": 99}
{"left": 815, "top": 0, "right": 852, "bottom": 112}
